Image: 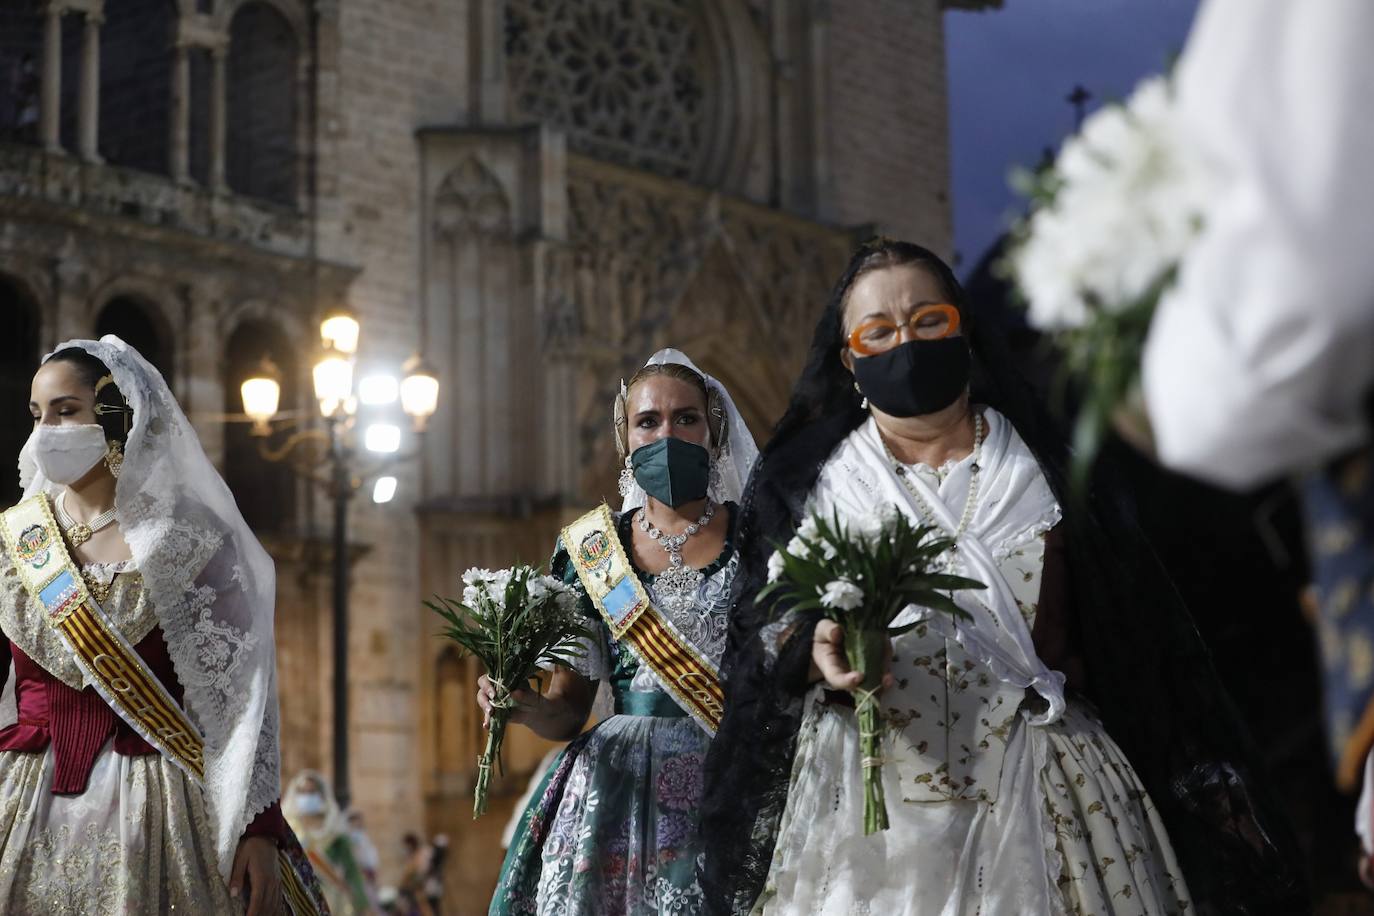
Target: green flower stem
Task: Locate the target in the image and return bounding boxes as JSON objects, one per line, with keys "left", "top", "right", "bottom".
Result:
{"left": 849, "top": 626, "right": 890, "bottom": 835}
{"left": 474, "top": 708, "right": 508, "bottom": 818}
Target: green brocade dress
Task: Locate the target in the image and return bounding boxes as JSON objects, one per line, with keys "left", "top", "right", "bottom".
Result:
{"left": 491, "top": 508, "right": 737, "bottom": 916}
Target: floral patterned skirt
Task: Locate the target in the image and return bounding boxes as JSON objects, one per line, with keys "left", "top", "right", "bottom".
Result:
{"left": 760, "top": 697, "right": 1190, "bottom": 916}
{"left": 0, "top": 743, "right": 240, "bottom": 915}
{"left": 492, "top": 701, "right": 710, "bottom": 916}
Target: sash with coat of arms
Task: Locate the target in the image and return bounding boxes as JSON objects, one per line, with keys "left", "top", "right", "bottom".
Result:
{"left": 562, "top": 503, "right": 725, "bottom": 732}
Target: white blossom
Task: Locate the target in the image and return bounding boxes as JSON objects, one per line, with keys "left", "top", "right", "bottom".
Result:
{"left": 1010, "top": 75, "right": 1216, "bottom": 331}
{"left": 785, "top": 535, "right": 810, "bottom": 561}
{"left": 461, "top": 567, "right": 497, "bottom": 587}
{"left": 818, "top": 578, "right": 865, "bottom": 611}
{"left": 460, "top": 566, "right": 517, "bottom": 608}
{"left": 767, "top": 550, "right": 786, "bottom": 583}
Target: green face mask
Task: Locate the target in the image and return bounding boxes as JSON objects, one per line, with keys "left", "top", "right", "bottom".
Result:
{"left": 630, "top": 437, "right": 711, "bottom": 508}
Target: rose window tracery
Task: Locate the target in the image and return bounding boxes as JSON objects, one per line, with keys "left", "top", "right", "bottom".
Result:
{"left": 505, "top": 0, "right": 710, "bottom": 178}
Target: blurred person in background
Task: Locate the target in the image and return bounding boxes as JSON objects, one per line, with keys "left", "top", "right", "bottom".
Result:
{"left": 347, "top": 809, "right": 383, "bottom": 907}
{"left": 1135, "top": 0, "right": 1374, "bottom": 885}
{"left": 399, "top": 832, "right": 436, "bottom": 916}
{"left": 283, "top": 770, "right": 376, "bottom": 913}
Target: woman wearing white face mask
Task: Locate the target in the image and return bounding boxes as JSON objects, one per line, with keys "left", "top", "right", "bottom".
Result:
{"left": 282, "top": 770, "right": 375, "bottom": 914}
{"left": 0, "top": 337, "right": 329, "bottom": 914}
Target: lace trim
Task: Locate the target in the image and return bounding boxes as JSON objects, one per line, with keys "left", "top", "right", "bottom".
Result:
{"left": 614, "top": 553, "right": 738, "bottom": 716}
{"left": 991, "top": 504, "right": 1063, "bottom": 563}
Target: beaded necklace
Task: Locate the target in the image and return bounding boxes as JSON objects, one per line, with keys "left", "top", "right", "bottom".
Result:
{"left": 881, "top": 412, "right": 985, "bottom": 548}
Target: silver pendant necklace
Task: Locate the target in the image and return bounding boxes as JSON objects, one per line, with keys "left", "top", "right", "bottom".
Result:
{"left": 638, "top": 499, "right": 716, "bottom": 614}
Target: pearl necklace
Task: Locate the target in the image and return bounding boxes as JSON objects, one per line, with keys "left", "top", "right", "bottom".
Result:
{"left": 882, "top": 412, "right": 985, "bottom": 546}
{"left": 55, "top": 491, "right": 118, "bottom": 548}
{"left": 637, "top": 499, "right": 715, "bottom": 613}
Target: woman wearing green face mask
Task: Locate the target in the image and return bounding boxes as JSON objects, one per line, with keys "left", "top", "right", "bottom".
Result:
{"left": 485, "top": 349, "right": 758, "bottom": 916}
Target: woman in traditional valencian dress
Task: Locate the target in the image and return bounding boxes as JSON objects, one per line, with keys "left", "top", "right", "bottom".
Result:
{"left": 0, "top": 336, "right": 326, "bottom": 914}
{"left": 484, "top": 349, "right": 758, "bottom": 915}
{"left": 282, "top": 770, "right": 376, "bottom": 914}
{"left": 701, "top": 239, "right": 1305, "bottom": 915}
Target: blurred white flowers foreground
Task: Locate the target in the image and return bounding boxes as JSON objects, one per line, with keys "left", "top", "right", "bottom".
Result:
{"left": 1003, "top": 74, "right": 1218, "bottom": 489}
{"left": 1009, "top": 75, "right": 1214, "bottom": 331}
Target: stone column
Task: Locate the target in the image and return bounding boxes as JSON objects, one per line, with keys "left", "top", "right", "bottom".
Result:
{"left": 169, "top": 43, "right": 190, "bottom": 182}
{"left": 805, "top": 0, "right": 833, "bottom": 222}
{"left": 40, "top": 3, "right": 63, "bottom": 153}
{"left": 770, "top": 0, "right": 797, "bottom": 210}
{"left": 209, "top": 46, "right": 228, "bottom": 192}
{"left": 78, "top": 12, "right": 103, "bottom": 163}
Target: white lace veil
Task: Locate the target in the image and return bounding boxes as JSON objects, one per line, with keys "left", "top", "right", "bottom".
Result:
{"left": 618, "top": 348, "right": 759, "bottom": 513}
{"left": 21, "top": 335, "right": 280, "bottom": 880}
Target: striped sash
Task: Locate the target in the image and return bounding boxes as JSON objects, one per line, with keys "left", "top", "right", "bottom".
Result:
{"left": 1, "top": 494, "right": 325, "bottom": 916}
{"left": 562, "top": 503, "right": 724, "bottom": 732}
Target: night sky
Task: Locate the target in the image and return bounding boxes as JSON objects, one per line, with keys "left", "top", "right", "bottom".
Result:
{"left": 945, "top": 0, "right": 1201, "bottom": 277}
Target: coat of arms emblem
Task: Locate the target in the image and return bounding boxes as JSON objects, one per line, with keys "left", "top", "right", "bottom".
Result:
{"left": 15, "top": 523, "right": 51, "bottom": 570}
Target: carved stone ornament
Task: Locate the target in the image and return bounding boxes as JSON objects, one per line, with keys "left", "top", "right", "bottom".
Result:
{"left": 506, "top": 0, "right": 710, "bottom": 178}
{"left": 433, "top": 156, "right": 512, "bottom": 240}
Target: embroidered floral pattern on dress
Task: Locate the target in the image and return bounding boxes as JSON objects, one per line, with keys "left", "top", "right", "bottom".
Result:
{"left": 493, "top": 524, "right": 736, "bottom": 915}
{"left": 0, "top": 745, "right": 243, "bottom": 913}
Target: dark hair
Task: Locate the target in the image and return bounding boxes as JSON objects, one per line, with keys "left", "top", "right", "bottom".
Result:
{"left": 701, "top": 237, "right": 1305, "bottom": 914}
{"left": 769, "top": 239, "right": 962, "bottom": 447}
{"left": 43, "top": 347, "right": 133, "bottom": 446}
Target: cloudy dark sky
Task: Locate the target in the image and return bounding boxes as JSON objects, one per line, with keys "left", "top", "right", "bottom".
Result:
{"left": 945, "top": 0, "right": 1201, "bottom": 276}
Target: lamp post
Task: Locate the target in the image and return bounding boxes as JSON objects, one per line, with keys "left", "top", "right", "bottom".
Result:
{"left": 240, "top": 307, "right": 438, "bottom": 807}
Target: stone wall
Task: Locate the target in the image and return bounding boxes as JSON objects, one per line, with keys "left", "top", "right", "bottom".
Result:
{"left": 825, "top": 0, "right": 953, "bottom": 252}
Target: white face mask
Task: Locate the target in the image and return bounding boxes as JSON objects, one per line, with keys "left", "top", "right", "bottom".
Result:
{"left": 294, "top": 792, "right": 326, "bottom": 817}
{"left": 25, "top": 424, "right": 109, "bottom": 485}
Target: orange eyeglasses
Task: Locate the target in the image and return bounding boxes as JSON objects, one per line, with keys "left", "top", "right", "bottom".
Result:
{"left": 846, "top": 304, "right": 961, "bottom": 356}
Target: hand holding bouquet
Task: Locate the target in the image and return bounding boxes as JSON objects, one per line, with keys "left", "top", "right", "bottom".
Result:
{"left": 427, "top": 566, "right": 592, "bottom": 817}
{"left": 758, "top": 510, "right": 984, "bottom": 834}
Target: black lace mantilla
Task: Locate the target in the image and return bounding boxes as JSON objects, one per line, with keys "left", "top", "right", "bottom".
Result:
{"left": 699, "top": 240, "right": 1306, "bottom": 915}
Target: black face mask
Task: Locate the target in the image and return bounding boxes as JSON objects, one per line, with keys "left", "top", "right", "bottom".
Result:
{"left": 852, "top": 337, "right": 971, "bottom": 418}
{"left": 630, "top": 437, "right": 711, "bottom": 507}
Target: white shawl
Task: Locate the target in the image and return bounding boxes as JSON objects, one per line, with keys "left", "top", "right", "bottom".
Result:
{"left": 809, "top": 407, "right": 1066, "bottom": 723}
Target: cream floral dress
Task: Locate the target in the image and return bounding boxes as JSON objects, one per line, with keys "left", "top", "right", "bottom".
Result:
{"left": 758, "top": 412, "right": 1191, "bottom": 916}
{"left": 0, "top": 557, "right": 242, "bottom": 915}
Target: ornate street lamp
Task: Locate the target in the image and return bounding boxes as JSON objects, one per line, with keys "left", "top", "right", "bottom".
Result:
{"left": 240, "top": 310, "right": 438, "bottom": 806}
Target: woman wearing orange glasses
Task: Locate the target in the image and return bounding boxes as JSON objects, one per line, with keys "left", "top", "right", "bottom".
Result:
{"left": 701, "top": 238, "right": 1302, "bottom": 915}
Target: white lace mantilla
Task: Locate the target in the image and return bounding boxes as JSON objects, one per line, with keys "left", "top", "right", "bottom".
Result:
{"left": 18, "top": 336, "right": 282, "bottom": 880}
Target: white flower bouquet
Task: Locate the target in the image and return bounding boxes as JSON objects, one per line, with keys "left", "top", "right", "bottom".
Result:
{"left": 758, "top": 511, "right": 983, "bottom": 834}
{"left": 1004, "top": 75, "right": 1216, "bottom": 487}
{"left": 427, "top": 566, "right": 592, "bottom": 817}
